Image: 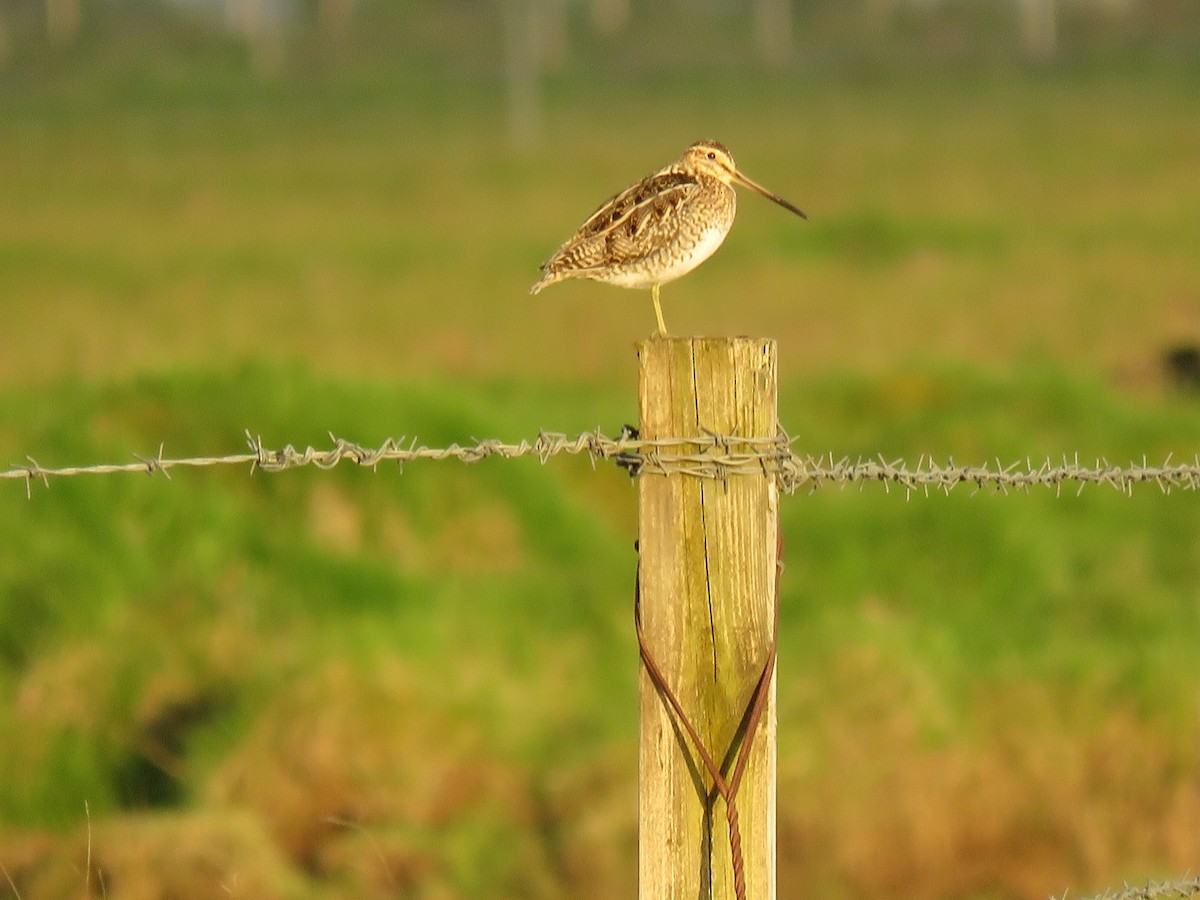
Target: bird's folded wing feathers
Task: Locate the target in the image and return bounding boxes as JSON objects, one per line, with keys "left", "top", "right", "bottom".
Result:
{"left": 542, "top": 172, "right": 700, "bottom": 271}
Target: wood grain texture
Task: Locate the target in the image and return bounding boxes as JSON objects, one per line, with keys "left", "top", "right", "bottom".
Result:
{"left": 638, "top": 337, "right": 778, "bottom": 900}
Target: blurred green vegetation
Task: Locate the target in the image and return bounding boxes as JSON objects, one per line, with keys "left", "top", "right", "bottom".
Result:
{"left": 1, "top": 364, "right": 1198, "bottom": 898}
{"left": 1, "top": 3, "right": 1199, "bottom": 898}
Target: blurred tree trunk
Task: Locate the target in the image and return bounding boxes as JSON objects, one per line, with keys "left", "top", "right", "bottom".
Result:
{"left": 537, "top": 0, "right": 568, "bottom": 69}
{"left": 865, "top": 0, "right": 895, "bottom": 33}
{"left": 505, "top": 0, "right": 543, "bottom": 151}
{"left": 591, "top": 0, "right": 629, "bottom": 35}
{"left": 753, "top": 0, "right": 792, "bottom": 67}
{"left": 1019, "top": 0, "right": 1057, "bottom": 61}
{"left": 318, "top": 0, "right": 353, "bottom": 42}
{"left": 226, "top": 0, "right": 264, "bottom": 36}
{"left": 46, "top": 0, "right": 80, "bottom": 45}
{"left": 0, "top": 14, "right": 11, "bottom": 67}
{"left": 226, "top": 0, "right": 285, "bottom": 75}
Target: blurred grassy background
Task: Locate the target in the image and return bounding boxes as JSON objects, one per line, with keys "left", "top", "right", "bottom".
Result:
{"left": 1, "top": 1, "right": 1199, "bottom": 898}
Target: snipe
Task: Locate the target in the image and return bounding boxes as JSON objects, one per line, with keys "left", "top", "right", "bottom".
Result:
{"left": 530, "top": 140, "right": 806, "bottom": 335}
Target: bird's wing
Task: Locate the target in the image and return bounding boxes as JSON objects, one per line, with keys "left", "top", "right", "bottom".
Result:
{"left": 541, "top": 171, "right": 701, "bottom": 273}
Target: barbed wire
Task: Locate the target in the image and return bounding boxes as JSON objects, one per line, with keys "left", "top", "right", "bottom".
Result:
{"left": 1057, "top": 876, "right": 1200, "bottom": 900}
{"left": 2, "top": 440, "right": 1197, "bottom": 898}
{"left": 3, "top": 429, "right": 1199, "bottom": 499}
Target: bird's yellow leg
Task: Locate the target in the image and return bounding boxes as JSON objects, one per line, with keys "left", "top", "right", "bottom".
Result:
{"left": 651, "top": 284, "right": 668, "bottom": 336}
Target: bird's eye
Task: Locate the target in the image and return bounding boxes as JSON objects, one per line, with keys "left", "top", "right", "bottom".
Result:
{"left": 706, "top": 152, "right": 717, "bottom": 160}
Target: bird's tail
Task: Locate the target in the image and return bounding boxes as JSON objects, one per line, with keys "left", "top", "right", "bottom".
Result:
{"left": 528, "top": 269, "right": 559, "bottom": 296}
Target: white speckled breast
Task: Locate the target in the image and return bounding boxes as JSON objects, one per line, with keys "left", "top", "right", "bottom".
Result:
{"left": 602, "top": 224, "right": 733, "bottom": 289}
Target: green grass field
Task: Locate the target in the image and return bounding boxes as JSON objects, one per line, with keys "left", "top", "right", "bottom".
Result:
{"left": 1, "top": 13, "right": 1199, "bottom": 899}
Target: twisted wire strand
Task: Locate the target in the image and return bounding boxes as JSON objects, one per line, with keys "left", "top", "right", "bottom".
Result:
{"left": 1055, "top": 877, "right": 1200, "bottom": 900}
{"left": 3, "top": 429, "right": 1199, "bottom": 499}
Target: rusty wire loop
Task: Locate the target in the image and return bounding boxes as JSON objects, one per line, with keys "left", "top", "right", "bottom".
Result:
{"left": 634, "top": 532, "right": 781, "bottom": 900}
{"left": 2, "top": 429, "right": 1200, "bottom": 499}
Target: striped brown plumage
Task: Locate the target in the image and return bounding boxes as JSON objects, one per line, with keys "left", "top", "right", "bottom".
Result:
{"left": 531, "top": 140, "right": 806, "bottom": 335}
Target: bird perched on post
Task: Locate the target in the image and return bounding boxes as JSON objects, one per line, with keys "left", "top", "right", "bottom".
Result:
{"left": 530, "top": 140, "right": 806, "bottom": 336}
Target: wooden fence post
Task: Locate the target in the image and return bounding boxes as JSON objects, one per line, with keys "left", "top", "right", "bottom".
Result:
{"left": 637, "top": 337, "right": 778, "bottom": 900}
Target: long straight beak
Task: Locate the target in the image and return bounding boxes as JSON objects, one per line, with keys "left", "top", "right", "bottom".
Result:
{"left": 732, "top": 170, "right": 808, "bottom": 220}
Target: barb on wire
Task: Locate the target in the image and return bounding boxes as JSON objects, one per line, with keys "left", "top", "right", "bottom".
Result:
{"left": 3, "top": 430, "right": 1199, "bottom": 497}
{"left": 788, "top": 449, "right": 1200, "bottom": 498}
{"left": 1050, "top": 876, "right": 1200, "bottom": 900}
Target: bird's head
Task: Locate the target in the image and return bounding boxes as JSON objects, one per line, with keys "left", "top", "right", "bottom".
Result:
{"left": 684, "top": 140, "right": 739, "bottom": 181}
{"left": 683, "top": 140, "right": 807, "bottom": 220}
